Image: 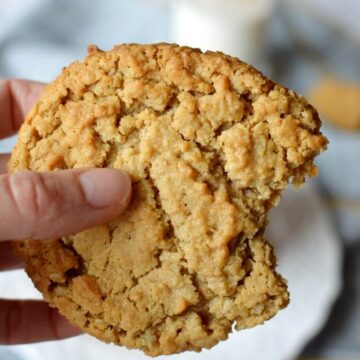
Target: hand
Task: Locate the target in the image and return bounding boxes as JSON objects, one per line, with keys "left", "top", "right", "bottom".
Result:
{"left": 0, "top": 79, "right": 132, "bottom": 344}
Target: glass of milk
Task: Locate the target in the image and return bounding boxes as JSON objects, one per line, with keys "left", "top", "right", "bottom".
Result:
{"left": 170, "top": 0, "right": 276, "bottom": 72}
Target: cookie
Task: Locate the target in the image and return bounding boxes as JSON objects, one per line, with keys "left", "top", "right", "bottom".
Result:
{"left": 308, "top": 75, "right": 360, "bottom": 131}
{"left": 9, "top": 44, "right": 327, "bottom": 356}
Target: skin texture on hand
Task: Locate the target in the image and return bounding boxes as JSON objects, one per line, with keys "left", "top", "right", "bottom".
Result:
{"left": 0, "top": 79, "right": 132, "bottom": 344}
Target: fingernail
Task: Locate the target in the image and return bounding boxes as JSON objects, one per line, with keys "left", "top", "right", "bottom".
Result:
{"left": 79, "top": 169, "right": 131, "bottom": 208}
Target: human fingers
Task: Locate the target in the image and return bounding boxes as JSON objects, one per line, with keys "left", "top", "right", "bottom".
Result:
{"left": 0, "top": 79, "right": 45, "bottom": 139}
{"left": 0, "top": 168, "right": 132, "bottom": 241}
{"left": 0, "top": 299, "right": 81, "bottom": 344}
{"left": 0, "top": 154, "right": 10, "bottom": 174}
{"left": 0, "top": 241, "right": 23, "bottom": 271}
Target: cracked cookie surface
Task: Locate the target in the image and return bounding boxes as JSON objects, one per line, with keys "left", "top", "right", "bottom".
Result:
{"left": 9, "top": 43, "right": 327, "bottom": 356}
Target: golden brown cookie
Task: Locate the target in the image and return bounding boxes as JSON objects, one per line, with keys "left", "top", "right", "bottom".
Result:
{"left": 308, "top": 75, "right": 360, "bottom": 131}
{"left": 9, "top": 44, "right": 327, "bottom": 356}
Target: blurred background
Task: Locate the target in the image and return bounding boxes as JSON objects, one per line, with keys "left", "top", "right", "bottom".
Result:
{"left": 0, "top": 0, "right": 359, "bottom": 359}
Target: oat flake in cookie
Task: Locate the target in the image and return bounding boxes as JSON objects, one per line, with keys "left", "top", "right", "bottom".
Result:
{"left": 9, "top": 44, "right": 327, "bottom": 356}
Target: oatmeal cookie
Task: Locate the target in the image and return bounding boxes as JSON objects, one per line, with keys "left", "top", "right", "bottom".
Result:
{"left": 9, "top": 43, "right": 327, "bottom": 356}
{"left": 308, "top": 75, "right": 360, "bottom": 131}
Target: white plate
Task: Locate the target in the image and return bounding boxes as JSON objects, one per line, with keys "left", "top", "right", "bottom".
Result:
{"left": 0, "top": 184, "right": 342, "bottom": 360}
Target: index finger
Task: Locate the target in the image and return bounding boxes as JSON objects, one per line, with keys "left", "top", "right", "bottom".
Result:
{"left": 0, "top": 79, "right": 45, "bottom": 140}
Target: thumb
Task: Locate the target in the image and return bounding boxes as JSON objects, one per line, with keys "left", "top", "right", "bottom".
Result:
{"left": 0, "top": 169, "right": 131, "bottom": 241}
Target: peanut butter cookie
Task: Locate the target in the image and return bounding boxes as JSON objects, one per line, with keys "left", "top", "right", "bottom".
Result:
{"left": 9, "top": 44, "right": 327, "bottom": 356}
